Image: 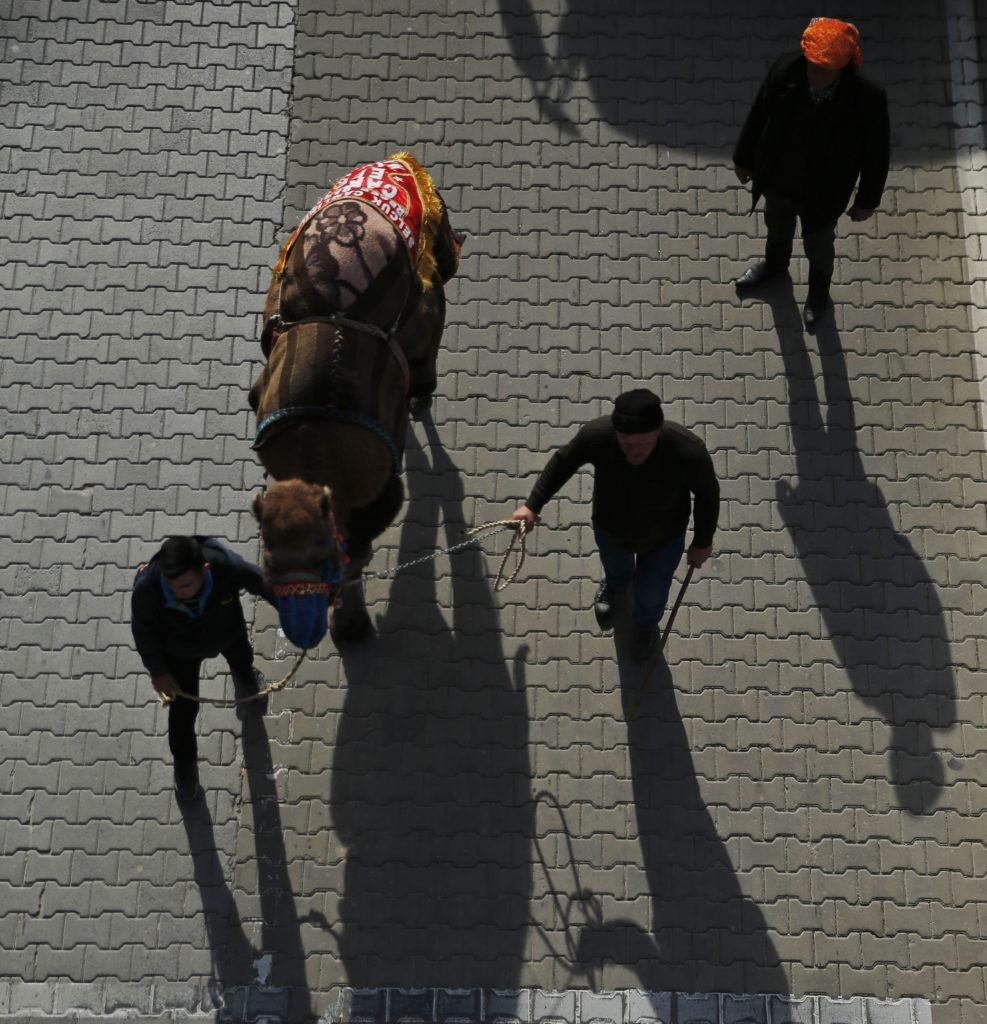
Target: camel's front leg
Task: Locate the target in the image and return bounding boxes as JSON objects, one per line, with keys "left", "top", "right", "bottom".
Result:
{"left": 330, "top": 551, "right": 374, "bottom": 645}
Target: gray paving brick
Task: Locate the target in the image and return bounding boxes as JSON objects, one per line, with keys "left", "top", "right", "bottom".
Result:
{"left": 766, "top": 995, "right": 815, "bottom": 1024}
{"left": 7, "top": 982, "right": 57, "bottom": 1015}
{"left": 624, "top": 992, "right": 672, "bottom": 1024}
{"left": 677, "top": 994, "right": 720, "bottom": 1024}
{"left": 817, "top": 998, "right": 866, "bottom": 1024}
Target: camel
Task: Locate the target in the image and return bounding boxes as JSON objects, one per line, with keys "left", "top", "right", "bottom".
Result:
{"left": 248, "top": 154, "right": 462, "bottom": 648}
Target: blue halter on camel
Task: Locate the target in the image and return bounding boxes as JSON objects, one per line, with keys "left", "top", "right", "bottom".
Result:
{"left": 271, "top": 533, "right": 350, "bottom": 649}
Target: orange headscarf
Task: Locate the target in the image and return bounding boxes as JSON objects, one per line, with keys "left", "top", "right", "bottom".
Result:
{"left": 801, "top": 17, "right": 863, "bottom": 70}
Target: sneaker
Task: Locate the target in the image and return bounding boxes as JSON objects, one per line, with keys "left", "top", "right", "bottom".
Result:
{"left": 630, "top": 625, "right": 659, "bottom": 662}
{"left": 174, "top": 759, "right": 201, "bottom": 803}
{"left": 593, "top": 581, "right": 620, "bottom": 629}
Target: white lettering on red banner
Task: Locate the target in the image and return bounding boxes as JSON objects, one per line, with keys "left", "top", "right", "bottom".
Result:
{"left": 275, "top": 158, "right": 427, "bottom": 276}
{"left": 319, "top": 160, "right": 423, "bottom": 263}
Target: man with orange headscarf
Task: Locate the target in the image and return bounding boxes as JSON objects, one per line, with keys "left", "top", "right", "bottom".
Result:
{"left": 733, "top": 17, "right": 889, "bottom": 328}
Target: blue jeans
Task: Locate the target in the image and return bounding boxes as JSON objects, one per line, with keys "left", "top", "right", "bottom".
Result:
{"left": 594, "top": 527, "right": 686, "bottom": 630}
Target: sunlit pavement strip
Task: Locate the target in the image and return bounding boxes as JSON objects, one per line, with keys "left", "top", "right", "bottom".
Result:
{"left": 320, "top": 989, "right": 932, "bottom": 1024}
{"left": 945, "top": 0, "right": 987, "bottom": 416}
{"left": 0, "top": 986, "right": 932, "bottom": 1024}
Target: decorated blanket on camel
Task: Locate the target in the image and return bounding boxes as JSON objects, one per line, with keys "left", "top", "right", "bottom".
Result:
{"left": 260, "top": 152, "right": 449, "bottom": 360}
{"left": 274, "top": 155, "right": 442, "bottom": 286}
{"left": 250, "top": 152, "right": 456, "bottom": 464}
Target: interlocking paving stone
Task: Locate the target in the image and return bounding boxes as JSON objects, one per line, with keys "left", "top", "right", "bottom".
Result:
{"left": 263, "top": 3, "right": 984, "bottom": 1016}
{"left": 0, "top": 0, "right": 296, "bottom": 1016}
{"left": 1, "top": 0, "right": 986, "bottom": 1021}
{"left": 314, "top": 989, "right": 928, "bottom": 1024}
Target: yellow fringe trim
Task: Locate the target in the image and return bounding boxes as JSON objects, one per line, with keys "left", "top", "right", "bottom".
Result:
{"left": 390, "top": 151, "right": 443, "bottom": 289}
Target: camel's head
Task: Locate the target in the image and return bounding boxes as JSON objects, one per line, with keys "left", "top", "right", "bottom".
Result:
{"left": 433, "top": 195, "right": 466, "bottom": 284}
{"left": 252, "top": 480, "right": 349, "bottom": 649}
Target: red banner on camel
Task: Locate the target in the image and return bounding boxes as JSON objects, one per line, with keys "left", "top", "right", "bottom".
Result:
{"left": 275, "top": 158, "right": 426, "bottom": 275}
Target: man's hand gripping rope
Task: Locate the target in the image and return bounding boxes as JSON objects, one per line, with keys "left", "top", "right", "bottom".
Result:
{"left": 156, "top": 652, "right": 308, "bottom": 708}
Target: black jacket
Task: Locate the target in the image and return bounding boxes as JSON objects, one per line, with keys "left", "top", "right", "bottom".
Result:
{"left": 131, "top": 537, "right": 271, "bottom": 675}
{"left": 526, "top": 418, "right": 719, "bottom": 552}
{"left": 734, "top": 52, "right": 890, "bottom": 228}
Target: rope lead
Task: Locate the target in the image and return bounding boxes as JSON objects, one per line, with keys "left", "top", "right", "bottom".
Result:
{"left": 159, "top": 650, "right": 308, "bottom": 708}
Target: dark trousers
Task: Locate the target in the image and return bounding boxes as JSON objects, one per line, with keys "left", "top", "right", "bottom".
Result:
{"left": 166, "top": 633, "right": 254, "bottom": 765}
{"left": 764, "top": 189, "right": 837, "bottom": 302}
{"left": 594, "top": 528, "right": 686, "bottom": 631}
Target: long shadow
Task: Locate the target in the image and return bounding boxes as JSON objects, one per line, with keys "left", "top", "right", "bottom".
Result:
{"left": 759, "top": 278, "right": 956, "bottom": 814}
{"left": 496, "top": 0, "right": 953, "bottom": 156}
{"left": 239, "top": 711, "right": 312, "bottom": 1018}
{"left": 182, "top": 708, "right": 312, "bottom": 1021}
{"left": 329, "top": 416, "right": 533, "bottom": 987}
{"left": 181, "top": 802, "right": 257, "bottom": 1010}
{"left": 567, "top": 644, "right": 790, "bottom": 995}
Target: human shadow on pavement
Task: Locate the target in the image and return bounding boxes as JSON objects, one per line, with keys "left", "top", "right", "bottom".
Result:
{"left": 568, "top": 642, "right": 790, "bottom": 994}
{"left": 759, "top": 278, "right": 956, "bottom": 814}
{"left": 330, "top": 416, "right": 533, "bottom": 987}
{"left": 181, "top": 707, "right": 311, "bottom": 1022}
{"left": 181, "top": 800, "right": 256, "bottom": 1006}
{"left": 496, "top": 0, "right": 953, "bottom": 156}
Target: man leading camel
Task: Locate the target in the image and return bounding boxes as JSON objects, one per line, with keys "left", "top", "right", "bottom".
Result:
{"left": 733, "top": 17, "right": 890, "bottom": 329}
{"left": 511, "top": 389, "right": 719, "bottom": 662}
{"left": 131, "top": 536, "right": 273, "bottom": 802}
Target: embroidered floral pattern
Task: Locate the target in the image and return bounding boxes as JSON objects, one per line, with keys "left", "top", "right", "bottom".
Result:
{"left": 324, "top": 202, "right": 367, "bottom": 247}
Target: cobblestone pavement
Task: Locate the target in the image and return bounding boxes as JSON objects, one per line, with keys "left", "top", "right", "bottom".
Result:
{"left": 1, "top": 1, "right": 984, "bottom": 1023}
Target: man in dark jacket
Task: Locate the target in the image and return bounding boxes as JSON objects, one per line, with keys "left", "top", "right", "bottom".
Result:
{"left": 733, "top": 17, "right": 890, "bottom": 328}
{"left": 512, "top": 389, "right": 719, "bottom": 662}
{"left": 131, "top": 536, "right": 273, "bottom": 801}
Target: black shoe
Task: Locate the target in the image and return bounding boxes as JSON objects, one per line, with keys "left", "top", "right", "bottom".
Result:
{"left": 735, "top": 260, "right": 787, "bottom": 289}
{"left": 630, "top": 625, "right": 659, "bottom": 662}
{"left": 174, "top": 760, "right": 200, "bottom": 803}
{"left": 802, "top": 296, "right": 829, "bottom": 330}
{"left": 593, "top": 581, "right": 620, "bottom": 629}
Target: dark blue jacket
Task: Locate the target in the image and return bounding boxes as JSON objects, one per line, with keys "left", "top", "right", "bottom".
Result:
{"left": 131, "top": 537, "right": 271, "bottom": 675}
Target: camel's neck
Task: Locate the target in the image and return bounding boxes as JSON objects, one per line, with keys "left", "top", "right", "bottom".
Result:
{"left": 257, "top": 420, "right": 394, "bottom": 530}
